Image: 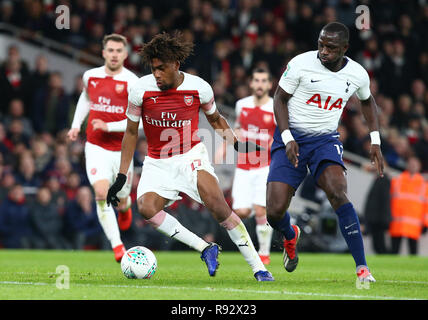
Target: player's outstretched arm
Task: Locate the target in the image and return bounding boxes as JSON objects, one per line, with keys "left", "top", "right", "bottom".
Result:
{"left": 91, "top": 119, "right": 127, "bottom": 132}
{"left": 205, "top": 109, "right": 263, "bottom": 153}
{"left": 107, "top": 119, "right": 139, "bottom": 206}
{"left": 360, "top": 95, "right": 384, "bottom": 177}
{"left": 91, "top": 118, "right": 144, "bottom": 132}
{"left": 274, "top": 86, "right": 299, "bottom": 168}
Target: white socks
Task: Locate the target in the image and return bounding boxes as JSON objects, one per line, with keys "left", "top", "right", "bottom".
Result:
{"left": 221, "top": 212, "right": 266, "bottom": 273}
{"left": 147, "top": 210, "right": 266, "bottom": 273}
{"left": 255, "top": 216, "right": 273, "bottom": 256}
{"left": 147, "top": 210, "right": 208, "bottom": 252}
{"left": 96, "top": 200, "right": 122, "bottom": 248}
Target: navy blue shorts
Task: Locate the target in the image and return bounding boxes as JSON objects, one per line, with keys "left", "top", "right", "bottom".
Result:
{"left": 267, "top": 131, "right": 346, "bottom": 190}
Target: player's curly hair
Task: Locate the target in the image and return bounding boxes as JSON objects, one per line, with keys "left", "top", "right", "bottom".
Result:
{"left": 139, "top": 31, "right": 194, "bottom": 66}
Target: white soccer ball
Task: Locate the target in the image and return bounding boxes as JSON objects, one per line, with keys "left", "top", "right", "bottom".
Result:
{"left": 121, "top": 246, "right": 157, "bottom": 279}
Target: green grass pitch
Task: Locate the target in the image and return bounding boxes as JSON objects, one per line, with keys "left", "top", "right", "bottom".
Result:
{"left": 0, "top": 250, "right": 427, "bottom": 300}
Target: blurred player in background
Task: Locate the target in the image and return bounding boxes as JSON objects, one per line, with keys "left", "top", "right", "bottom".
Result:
{"left": 107, "top": 32, "right": 274, "bottom": 281}
{"left": 267, "top": 22, "right": 384, "bottom": 282}
{"left": 67, "top": 34, "right": 138, "bottom": 262}
{"left": 216, "top": 68, "right": 275, "bottom": 265}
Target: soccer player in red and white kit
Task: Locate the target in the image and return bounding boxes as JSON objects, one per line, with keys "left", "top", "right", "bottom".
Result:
{"left": 216, "top": 68, "right": 276, "bottom": 265}
{"left": 107, "top": 32, "right": 274, "bottom": 281}
{"left": 67, "top": 34, "right": 138, "bottom": 262}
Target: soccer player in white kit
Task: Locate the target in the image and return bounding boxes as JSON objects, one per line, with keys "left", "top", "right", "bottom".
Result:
{"left": 267, "top": 22, "right": 384, "bottom": 282}
{"left": 216, "top": 68, "right": 275, "bottom": 265}
{"left": 67, "top": 34, "right": 139, "bottom": 262}
{"left": 107, "top": 32, "right": 274, "bottom": 281}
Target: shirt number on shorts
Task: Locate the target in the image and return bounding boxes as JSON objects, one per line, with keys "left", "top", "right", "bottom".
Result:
{"left": 334, "top": 144, "right": 343, "bottom": 159}
{"left": 191, "top": 159, "right": 202, "bottom": 171}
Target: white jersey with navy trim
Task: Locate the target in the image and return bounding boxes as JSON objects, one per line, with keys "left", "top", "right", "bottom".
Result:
{"left": 278, "top": 50, "right": 371, "bottom": 136}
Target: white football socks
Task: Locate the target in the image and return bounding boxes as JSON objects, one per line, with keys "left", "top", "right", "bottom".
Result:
{"left": 148, "top": 210, "right": 209, "bottom": 253}
{"left": 147, "top": 210, "right": 267, "bottom": 273}
{"left": 221, "top": 212, "right": 266, "bottom": 273}
{"left": 96, "top": 200, "right": 122, "bottom": 248}
{"left": 255, "top": 216, "right": 273, "bottom": 256}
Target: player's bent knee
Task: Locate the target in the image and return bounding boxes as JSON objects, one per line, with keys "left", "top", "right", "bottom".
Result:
{"left": 137, "top": 199, "right": 159, "bottom": 219}
{"left": 266, "top": 196, "right": 288, "bottom": 218}
{"left": 92, "top": 181, "right": 109, "bottom": 201}
{"left": 326, "top": 189, "right": 348, "bottom": 209}
{"left": 94, "top": 190, "right": 108, "bottom": 201}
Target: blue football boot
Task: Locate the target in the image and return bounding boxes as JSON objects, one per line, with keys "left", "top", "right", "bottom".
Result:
{"left": 200, "top": 243, "right": 221, "bottom": 276}
{"left": 254, "top": 270, "right": 275, "bottom": 281}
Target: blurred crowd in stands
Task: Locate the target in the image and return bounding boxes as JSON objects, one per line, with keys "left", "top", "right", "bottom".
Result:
{"left": 0, "top": 0, "right": 427, "bottom": 250}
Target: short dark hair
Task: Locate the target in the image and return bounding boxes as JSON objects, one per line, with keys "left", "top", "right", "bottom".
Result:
{"left": 139, "top": 31, "right": 194, "bottom": 66}
{"left": 251, "top": 67, "right": 272, "bottom": 81}
{"left": 102, "top": 33, "right": 128, "bottom": 48}
{"left": 322, "top": 22, "right": 349, "bottom": 44}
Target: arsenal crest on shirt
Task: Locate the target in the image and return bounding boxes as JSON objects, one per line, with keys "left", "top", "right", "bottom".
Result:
{"left": 263, "top": 114, "right": 273, "bottom": 123}
{"left": 184, "top": 95, "right": 193, "bottom": 106}
{"left": 115, "top": 83, "right": 125, "bottom": 94}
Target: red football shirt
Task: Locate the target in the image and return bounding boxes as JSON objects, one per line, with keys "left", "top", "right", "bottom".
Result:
{"left": 235, "top": 95, "right": 276, "bottom": 170}
{"left": 127, "top": 72, "right": 216, "bottom": 159}
{"left": 76, "top": 66, "right": 138, "bottom": 151}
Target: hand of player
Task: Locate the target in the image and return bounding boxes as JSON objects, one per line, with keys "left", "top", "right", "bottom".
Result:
{"left": 92, "top": 119, "right": 108, "bottom": 132}
{"left": 370, "top": 144, "right": 384, "bottom": 178}
{"left": 107, "top": 173, "right": 127, "bottom": 207}
{"left": 286, "top": 141, "right": 299, "bottom": 168}
{"left": 234, "top": 141, "right": 265, "bottom": 153}
{"left": 67, "top": 128, "right": 80, "bottom": 141}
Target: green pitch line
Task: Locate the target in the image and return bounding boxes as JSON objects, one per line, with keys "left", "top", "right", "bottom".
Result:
{"left": 0, "top": 250, "right": 427, "bottom": 300}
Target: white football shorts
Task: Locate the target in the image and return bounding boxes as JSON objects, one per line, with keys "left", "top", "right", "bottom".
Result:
{"left": 85, "top": 142, "right": 133, "bottom": 198}
{"left": 137, "top": 142, "right": 218, "bottom": 207}
{"left": 231, "top": 166, "right": 269, "bottom": 209}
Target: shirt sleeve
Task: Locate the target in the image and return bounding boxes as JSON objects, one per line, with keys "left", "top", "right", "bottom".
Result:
{"left": 106, "top": 119, "right": 128, "bottom": 132}
{"left": 126, "top": 82, "right": 143, "bottom": 123}
{"left": 126, "top": 74, "right": 139, "bottom": 95}
{"left": 355, "top": 68, "right": 371, "bottom": 101}
{"left": 278, "top": 58, "right": 301, "bottom": 95}
{"left": 234, "top": 100, "right": 242, "bottom": 128}
{"left": 199, "top": 80, "right": 217, "bottom": 115}
{"left": 71, "top": 71, "right": 90, "bottom": 129}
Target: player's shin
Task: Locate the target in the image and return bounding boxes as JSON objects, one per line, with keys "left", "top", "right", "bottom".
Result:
{"left": 267, "top": 211, "right": 295, "bottom": 240}
{"left": 221, "top": 212, "right": 266, "bottom": 273}
{"left": 96, "top": 200, "right": 122, "bottom": 248}
{"left": 335, "top": 202, "right": 367, "bottom": 267}
{"left": 147, "top": 210, "right": 209, "bottom": 252}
